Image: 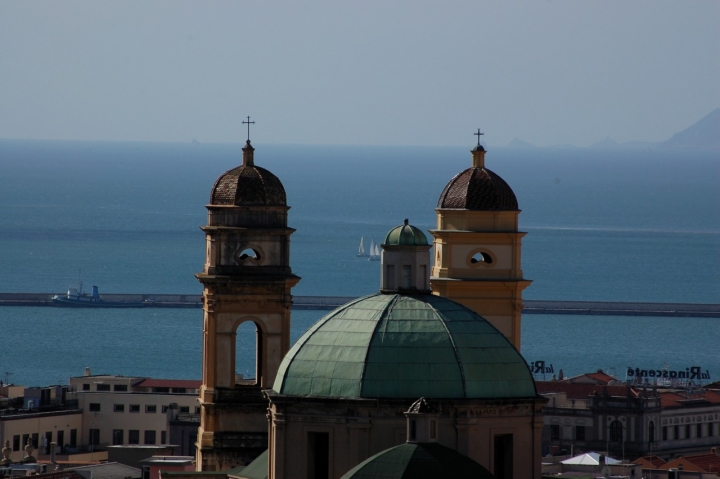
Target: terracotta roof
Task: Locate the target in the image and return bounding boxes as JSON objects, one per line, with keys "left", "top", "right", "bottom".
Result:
{"left": 134, "top": 379, "right": 201, "bottom": 389}
{"left": 633, "top": 455, "right": 666, "bottom": 469}
{"left": 536, "top": 382, "right": 639, "bottom": 399}
{"left": 210, "top": 142, "right": 286, "bottom": 207}
{"left": 662, "top": 453, "right": 720, "bottom": 473}
{"left": 437, "top": 167, "right": 518, "bottom": 211}
{"left": 659, "top": 389, "right": 720, "bottom": 408}
{"left": 561, "top": 370, "right": 618, "bottom": 385}
{"left": 586, "top": 371, "right": 618, "bottom": 384}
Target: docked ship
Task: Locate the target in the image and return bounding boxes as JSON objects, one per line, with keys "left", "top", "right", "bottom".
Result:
{"left": 51, "top": 273, "right": 144, "bottom": 308}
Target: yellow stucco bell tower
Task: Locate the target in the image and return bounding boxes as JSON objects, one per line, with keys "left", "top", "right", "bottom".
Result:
{"left": 430, "top": 136, "right": 530, "bottom": 349}
{"left": 195, "top": 138, "right": 300, "bottom": 470}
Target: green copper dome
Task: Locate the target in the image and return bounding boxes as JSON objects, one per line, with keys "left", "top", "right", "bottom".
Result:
{"left": 384, "top": 219, "right": 428, "bottom": 246}
{"left": 340, "top": 442, "right": 496, "bottom": 479}
{"left": 273, "top": 294, "right": 536, "bottom": 399}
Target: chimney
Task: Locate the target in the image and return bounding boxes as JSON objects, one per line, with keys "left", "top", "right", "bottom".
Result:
{"left": 50, "top": 442, "right": 59, "bottom": 470}
{"left": 84, "top": 367, "right": 91, "bottom": 377}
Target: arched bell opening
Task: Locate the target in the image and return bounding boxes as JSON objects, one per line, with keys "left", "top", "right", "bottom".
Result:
{"left": 235, "top": 245, "right": 264, "bottom": 265}
{"left": 467, "top": 249, "right": 495, "bottom": 267}
{"left": 234, "top": 320, "right": 264, "bottom": 387}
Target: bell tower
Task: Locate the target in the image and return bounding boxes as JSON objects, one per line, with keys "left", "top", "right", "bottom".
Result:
{"left": 196, "top": 138, "right": 300, "bottom": 470}
{"left": 430, "top": 136, "right": 530, "bottom": 349}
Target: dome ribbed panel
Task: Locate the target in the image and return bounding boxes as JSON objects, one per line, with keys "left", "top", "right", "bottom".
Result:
{"left": 273, "top": 294, "right": 536, "bottom": 400}
{"left": 210, "top": 165, "right": 287, "bottom": 206}
{"left": 437, "top": 167, "right": 518, "bottom": 211}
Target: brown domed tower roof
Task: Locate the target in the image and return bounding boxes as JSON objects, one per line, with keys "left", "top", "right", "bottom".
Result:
{"left": 437, "top": 145, "right": 518, "bottom": 211}
{"left": 210, "top": 140, "right": 287, "bottom": 206}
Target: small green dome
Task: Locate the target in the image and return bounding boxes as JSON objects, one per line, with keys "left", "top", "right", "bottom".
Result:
{"left": 384, "top": 219, "right": 428, "bottom": 246}
{"left": 340, "top": 442, "right": 496, "bottom": 479}
{"left": 273, "top": 294, "right": 536, "bottom": 399}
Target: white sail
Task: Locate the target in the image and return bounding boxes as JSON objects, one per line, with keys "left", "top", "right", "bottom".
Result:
{"left": 358, "top": 237, "right": 365, "bottom": 256}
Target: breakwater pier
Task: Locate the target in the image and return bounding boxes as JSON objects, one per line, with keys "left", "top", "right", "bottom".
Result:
{"left": 0, "top": 293, "right": 718, "bottom": 318}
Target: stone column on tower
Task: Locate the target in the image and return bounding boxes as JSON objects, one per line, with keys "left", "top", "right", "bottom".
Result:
{"left": 430, "top": 141, "right": 530, "bottom": 350}
{"left": 195, "top": 139, "right": 300, "bottom": 470}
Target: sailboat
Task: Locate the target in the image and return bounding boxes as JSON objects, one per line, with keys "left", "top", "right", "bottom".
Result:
{"left": 368, "top": 237, "right": 381, "bottom": 261}
{"left": 357, "top": 237, "right": 367, "bottom": 257}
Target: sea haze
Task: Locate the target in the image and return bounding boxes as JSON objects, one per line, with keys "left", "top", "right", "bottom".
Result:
{"left": 0, "top": 139, "right": 718, "bottom": 386}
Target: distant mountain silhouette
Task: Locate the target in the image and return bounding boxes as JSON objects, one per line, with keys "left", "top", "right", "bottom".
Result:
{"left": 506, "top": 137, "right": 535, "bottom": 148}
{"left": 590, "top": 137, "right": 621, "bottom": 149}
{"left": 663, "top": 108, "right": 720, "bottom": 150}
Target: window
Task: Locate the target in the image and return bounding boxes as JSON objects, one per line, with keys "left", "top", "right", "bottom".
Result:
{"left": 162, "top": 405, "right": 169, "bottom": 413}
{"left": 89, "top": 429, "right": 100, "bottom": 446}
{"left": 386, "top": 264, "right": 395, "bottom": 289}
{"left": 112, "top": 430, "right": 124, "bottom": 445}
{"left": 154, "top": 387, "right": 170, "bottom": 393}
{"left": 697, "top": 423, "right": 702, "bottom": 438}
{"left": 96, "top": 384, "right": 110, "bottom": 391}
{"left": 12, "top": 435, "right": 20, "bottom": 451}
{"left": 609, "top": 420, "right": 623, "bottom": 443}
{"left": 402, "top": 265, "right": 411, "bottom": 289}
{"left": 114, "top": 384, "right": 128, "bottom": 392}
{"left": 307, "top": 432, "right": 329, "bottom": 479}
{"left": 172, "top": 388, "right": 186, "bottom": 393}
{"left": 82, "top": 384, "right": 90, "bottom": 391}
{"left": 161, "top": 431, "right": 167, "bottom": 445}
{"left": 663, "top": 426, "right": 668, "bottom": 441}
{"left": 129, "top": 404, "right": 140, "bottom": 413}
{"left": 685, "top": 424, "right": 691, "bottom": 439}
{"left": 195, "top": 406, "right": 201, "bottom": 414}
{"left": 114, "top": 404, "right": 125, "bottom": 412}
{"left": 44, "top": 432, "right": 52, "bottom": 454}
{"left": 144, "top": 430, "right": 156, "bottom": 445}
{"left": 494, "top": 434, "right": 513, "bottom": 479}
{"left": 22, "top": 435, "right": 29, "bottom": 450}
{"left": 128, "top": 430, "right": 140, "bottom": 445}
{"left": 649, "top": 421, "right": 655, "bottom": 443}
{"left": 57, "top": 431, "right": 64, "bottom": 450}
{"left": 576, "top": 425, "right": 585, "bottom": 441}
{"left": 550, "top": 425, "right": 560, "bottom": 440}
{"left": 146, "top": 405, "right": 157, "bottom": 413}
{"left": 31, "top": 433, "right": 38, "bottom": 448}
{"left": 409, "top": 420, "right": 417, "bottom": 441}
{"left": 674, "top": 425, "right": 679, "bottom": 440}
{"left": 89, "top": 403, "right": 101, "bottom": 412}
{"left": 179, "top": 406, "right": 190, "bottom": 413}
{"left": 70, "top": 429, "right": 77, "bottom": 447}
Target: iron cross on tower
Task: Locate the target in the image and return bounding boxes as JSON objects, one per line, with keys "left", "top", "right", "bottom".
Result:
{"left": 243, "top": 116, "right": 255, "bottom": 141}
{"left": 474, "top": 128, "right": 484, "bottom": 147}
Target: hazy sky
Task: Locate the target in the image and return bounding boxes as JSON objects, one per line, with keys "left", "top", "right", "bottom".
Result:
{"left": 1, "top": 1, "right": 718, "bottom": 147}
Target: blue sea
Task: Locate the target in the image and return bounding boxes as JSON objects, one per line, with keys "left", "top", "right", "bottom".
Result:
{"left": 0, "top": 139, "right": 718, "bottom": 387}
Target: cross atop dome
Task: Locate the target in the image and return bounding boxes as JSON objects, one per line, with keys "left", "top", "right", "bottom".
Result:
{"left": 474, "top": 128, "right": 484, "bottom": 147}
{"left": 242, "top": 115, "right": 255, "bottom": 142}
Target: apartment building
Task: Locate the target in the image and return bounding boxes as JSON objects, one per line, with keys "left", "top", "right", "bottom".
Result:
{"left": 68, "top": 371, "right": 200, "bottom": 452}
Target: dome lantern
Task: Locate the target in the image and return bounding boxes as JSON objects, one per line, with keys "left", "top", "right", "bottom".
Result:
{"left": 380, "top": 219, "right": 431, "bottom": 294}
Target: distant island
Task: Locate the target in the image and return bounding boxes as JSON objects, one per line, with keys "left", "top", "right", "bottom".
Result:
{"left": 662, "top": 107, "right": 720, "bottom": 150}
{"left": 504, "top": 108, "right": 720, "bottom": 150}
